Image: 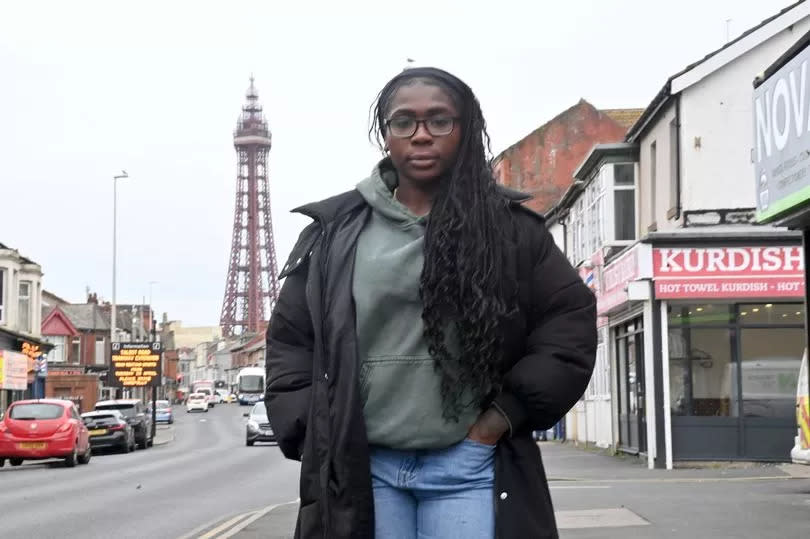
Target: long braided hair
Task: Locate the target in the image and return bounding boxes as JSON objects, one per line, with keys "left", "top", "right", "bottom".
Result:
{"left": 369, "top": 67, "right": 515, "bottom": 421}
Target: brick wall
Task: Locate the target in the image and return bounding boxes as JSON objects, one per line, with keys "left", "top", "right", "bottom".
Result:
{"left": 494, "top": 99, "right": 633, "bottom": 215}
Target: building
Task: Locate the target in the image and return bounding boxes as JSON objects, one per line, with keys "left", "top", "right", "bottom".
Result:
{"left": 493, "top": 100, "right": 643, "bottom": 214}
{"left": 551, "top": 1, "right": 810, "bottom": 467}
{"left": 0, "top": 242, "right": 50, "bottom": 414}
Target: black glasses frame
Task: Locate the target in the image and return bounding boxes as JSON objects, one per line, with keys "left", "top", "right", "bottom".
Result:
{"left": 384, "top": 116, "right": 460, "bottom": 138}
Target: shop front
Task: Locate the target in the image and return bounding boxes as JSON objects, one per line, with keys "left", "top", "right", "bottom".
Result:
{"left": 654, "top": 243, "right": 805, "bottom": 461}
{"left": 0, "top": 328, "right": 51, "bottom": 414}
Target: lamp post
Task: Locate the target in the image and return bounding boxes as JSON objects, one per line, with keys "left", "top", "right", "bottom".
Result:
{"left": 111, "top": 170, "right": 128, "bottom": 346}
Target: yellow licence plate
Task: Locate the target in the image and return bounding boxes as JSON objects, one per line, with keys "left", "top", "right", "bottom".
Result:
{"left": 18, "top": 442, "right": 46, "bottom": 449}
{"left": 89, "top": 429, "right": 108, "bottom": 436}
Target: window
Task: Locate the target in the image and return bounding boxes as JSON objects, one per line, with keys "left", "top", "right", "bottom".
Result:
{"left": 95, "top": 337, "right": 106, "bottom": 365}
{"left": 71, "top": 337, "right": 82, "bottom": 363}
{"left": 17, "top": 281, "right": 31, "bottom": 333}
{"left": 0, "top": 269, "right": 5, "bottom": 323}
{"left": 669, "top": 119, "right": 679, "bottom": 218}
{"left": 44, "top": 336, "right": 66, "bottom": 363}
{"left": 649, "top": 141, "right": 657, "bottom": 228}
{"left": 613, "top": 163, "right": 636, "bottom": 241}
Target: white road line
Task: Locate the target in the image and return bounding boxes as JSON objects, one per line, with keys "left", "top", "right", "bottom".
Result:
{"left": 216, "top": 499, "right": 300, "bottom": 539}
{"left": 198, "top": 512, "right": 256, "bottom": 539}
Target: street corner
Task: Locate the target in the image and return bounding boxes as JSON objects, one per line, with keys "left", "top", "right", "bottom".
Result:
{"left": 153, "top": 424, "right": 175, "bottom": 446}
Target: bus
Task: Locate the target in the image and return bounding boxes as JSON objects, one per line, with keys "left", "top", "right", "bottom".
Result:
{"left": 236, "top": 367, "right": 265, "bottom": 406}
{"left": 792, "top": 350, "right": 810, "bottom": 465}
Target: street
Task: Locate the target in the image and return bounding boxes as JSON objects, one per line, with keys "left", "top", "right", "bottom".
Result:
{"left": 0, "top": 404, "right": 300, "bottom": 539}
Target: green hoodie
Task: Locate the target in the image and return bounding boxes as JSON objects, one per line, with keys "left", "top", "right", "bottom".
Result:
{"left": 353, "top": 163, "right": 480, "bottom": 450}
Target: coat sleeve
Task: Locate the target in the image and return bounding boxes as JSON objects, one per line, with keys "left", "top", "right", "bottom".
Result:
{"left": 492, "top": 224, "right": 597, "bottom": 435}
{"left": 265, "top": 223, "right": 319, "bottom": 461}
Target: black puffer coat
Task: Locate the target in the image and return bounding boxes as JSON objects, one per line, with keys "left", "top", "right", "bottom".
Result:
{"left": 265, "top": 185, "right": 597, "bottom": 539}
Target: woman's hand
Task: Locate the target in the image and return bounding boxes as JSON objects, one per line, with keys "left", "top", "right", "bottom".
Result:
{"left": 467, "top": 407, "right": 509, "bottom": 445}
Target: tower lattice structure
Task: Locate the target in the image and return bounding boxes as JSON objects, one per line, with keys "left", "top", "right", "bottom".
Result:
{"left": 220, "top": 76, "right": 281, "bottom": 337}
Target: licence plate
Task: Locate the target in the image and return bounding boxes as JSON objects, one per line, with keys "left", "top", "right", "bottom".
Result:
{"left": 89, "top": 429, "right": 108, "bottom": 436}
{"left": 18, "top": 442, "right": 46, "bottom": 449}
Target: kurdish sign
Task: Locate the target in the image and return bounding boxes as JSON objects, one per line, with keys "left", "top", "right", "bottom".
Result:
{"left": 653, "top": 246, "right": 805, "bottom": 299}
{"left": 110, "top": 342, "right": 163, "bottom": 388}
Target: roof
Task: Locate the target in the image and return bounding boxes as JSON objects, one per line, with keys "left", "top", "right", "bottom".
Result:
{"left": 0, "top": 241, "right": 38, "bottom": 266}
{"left": 573, "top": 143, "right": 640, "bottom": 181}
{"left": 60, "top": 304, "right": 111, "bottom": 331}
{"left": 81, "top": 409, "right": 124, "bottom": 417}
{"left": 755, "top": 27, "right": 810, "bottom": 87}
{"left": 627, "top": 0, "right": 808, "bottom": 141}
{"left": 600, "top": 109, "right": 645, "bottom": 130}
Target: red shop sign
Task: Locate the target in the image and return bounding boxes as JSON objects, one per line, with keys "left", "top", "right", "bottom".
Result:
{"left": 653, "top": 246, "right": 805, "bottom": 299}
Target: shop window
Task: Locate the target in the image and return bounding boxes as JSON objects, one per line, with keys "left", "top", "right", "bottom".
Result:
{"left": 739, "top": 328, "right": 803, "bottom": 418}
{"left": 669, "top": 328, "right": 735, "bottom": 417}
{"left": 738, "top": 303, "right": 805, "bottom": 325}
{"left": 649, "top": 141, "right": 657, "bottom": 228}
{"left": 669, "top": 304, "right": 733, "bottom": 326}
{"left": 17, "top": 281, "right": 31, "bottom": 333}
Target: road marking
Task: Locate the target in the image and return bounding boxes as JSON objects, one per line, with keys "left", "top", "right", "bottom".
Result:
{"left": 549, "top": 475, "right": 802, "bottom": 484}
{"left": 214, "top": 499, "right": 300, "bottom": 539}
{"left": 199, "top": 419, "right": 207, "bottom": 423}
{"left": 198, "top": 512, "right": 255, "bottom": 539}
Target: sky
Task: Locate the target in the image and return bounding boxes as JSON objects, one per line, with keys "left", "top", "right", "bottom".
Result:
{"left": 0, "top": 0, "right": 801, "bottom": 326}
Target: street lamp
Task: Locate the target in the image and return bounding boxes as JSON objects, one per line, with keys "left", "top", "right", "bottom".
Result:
{"left": 148, "top": 280, "right": 158, "bottom": 341}
{"left": 111, "top": 170, "right": 128, "bottom": 345}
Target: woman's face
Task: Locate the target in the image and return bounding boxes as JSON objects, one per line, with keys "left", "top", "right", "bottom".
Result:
{"left": 383, "top": 81, "right": 462, "bottom": 187}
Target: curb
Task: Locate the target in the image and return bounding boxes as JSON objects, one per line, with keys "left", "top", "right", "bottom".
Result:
{"left": 153, "top": 426, "right": 175, "bottom": 446}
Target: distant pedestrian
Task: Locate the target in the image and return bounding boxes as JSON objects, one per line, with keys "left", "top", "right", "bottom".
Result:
{"left": 266, "top": 66, "right": 597, "bottom": 539}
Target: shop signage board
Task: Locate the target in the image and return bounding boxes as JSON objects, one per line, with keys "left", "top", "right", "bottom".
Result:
{"left": 0, "top": 350, "right": 29, "bottom": 390}
{"left": 109, "top": 342, "right": 162, "bottom": 388}
{"left": 653, "top": 246, "right": 805, "bottom": 298}
{"left": 753, "top": 41, "right": 810, "bottom": 224}
{"left": 597, "top": 243, "right": 653, "bottom": 315}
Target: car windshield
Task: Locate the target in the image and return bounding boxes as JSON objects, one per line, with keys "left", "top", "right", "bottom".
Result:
{"left": 156, "top": 401, "right": 170, "bottom": 409}
{"left": 96, "top": 404, "right": 137, "bottom": 418}
{"left": 251, "top": 402, "right": 267, "bottom": 417}
{"left": 10, "top": 403, "right": 65, "bottom": 420}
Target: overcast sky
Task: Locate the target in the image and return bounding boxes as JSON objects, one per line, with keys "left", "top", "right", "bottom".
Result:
{"left": 0, "top": 0, "right": 798, "bottom": 327}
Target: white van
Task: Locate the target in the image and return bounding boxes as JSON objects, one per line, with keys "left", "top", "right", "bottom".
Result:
{"left": 791, "top": 350, "right": 810, "bottom": 465}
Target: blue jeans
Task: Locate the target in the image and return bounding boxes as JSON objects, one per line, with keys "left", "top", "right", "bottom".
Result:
{"left": 370, "top": 438, "right": 495, "bottom": 539}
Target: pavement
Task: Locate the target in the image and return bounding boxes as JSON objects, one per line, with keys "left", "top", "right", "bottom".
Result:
{"left": 153, "top": 423, "right": 175, "bottom": 446}
{"left": 232, "top": 442, "right": 810, "bottom": 539}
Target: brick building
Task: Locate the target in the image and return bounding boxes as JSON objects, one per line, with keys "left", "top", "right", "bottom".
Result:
{"left": 493, "top": 99, "right": 643, "bottom": 214}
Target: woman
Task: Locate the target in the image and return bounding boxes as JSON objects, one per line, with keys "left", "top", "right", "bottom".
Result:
{"left": 266, "top": 66, "right": 596, "bottom": 539}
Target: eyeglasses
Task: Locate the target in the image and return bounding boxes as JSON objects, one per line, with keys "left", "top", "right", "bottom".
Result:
{"left": 385, "top": 116, "right": 459, "bottom": 138}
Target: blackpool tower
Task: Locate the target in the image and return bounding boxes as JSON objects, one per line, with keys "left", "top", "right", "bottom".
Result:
{"left": 220, "top": 76, "right": 281, "bottom": 337}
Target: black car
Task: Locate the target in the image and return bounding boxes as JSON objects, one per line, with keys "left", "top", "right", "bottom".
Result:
{"left": 244, "top": 401, "right": 275, "bottom": 446}
{"left": 95, "top": 399, "right": 153, "bottom": 449}
{"left": 81, "top": 410, "right": 136, "bottom": 453}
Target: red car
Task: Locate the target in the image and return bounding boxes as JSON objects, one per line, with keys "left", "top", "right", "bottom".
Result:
{"left": 0, "top": 399, "right": 92, "bottom": 468}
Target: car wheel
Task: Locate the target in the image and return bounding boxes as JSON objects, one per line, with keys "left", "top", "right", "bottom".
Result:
{"left": 0, "top": 458, "right": 4, "bottom": 467}
{"left": 10, "top": 458, "right": 23, "bottom": 467}
{"left": 78, "top": 446, "right": 92, "bottom": 465}
{"left": 138, "top": 434, "right": 148, "bottom": 450}
{"left": 64, "top": 446, "right": 77, "bottom": 468}
{"left": 205, "top": 408, "right": 209, "bottom": 413}
{"left": 147, "top": 436, "right": 153, "bottom": 447}
{"left": 122, "top": 439, "right": 132, "bottom": 453}
{"left": 246, "top": 437, "right": 254, "bottom": 447}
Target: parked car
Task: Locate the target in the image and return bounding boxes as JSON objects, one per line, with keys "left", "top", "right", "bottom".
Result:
{"left": 186, "top": 393, "right": 209, "bottom": 413}
{"left": 210, "top": 391, "right": 223, "bottom": 405}
{"left": 95, "top": 399, "right": 153, "bottom": 450}
{"left": 244, "top": 401, "right": 275, "bottom": 446}
{"left": 81, "top": 410, "right": 135, "bottom": 453}
{"left": 0, "top": 399, "right": 92, "bottom": 468}
{"left": 155, "top": 400, "right": 174, "bottom": 424}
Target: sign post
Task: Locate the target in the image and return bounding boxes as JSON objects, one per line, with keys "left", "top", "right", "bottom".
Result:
{"left": 110, "top": 341, "right": 162, "bottom": 441}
